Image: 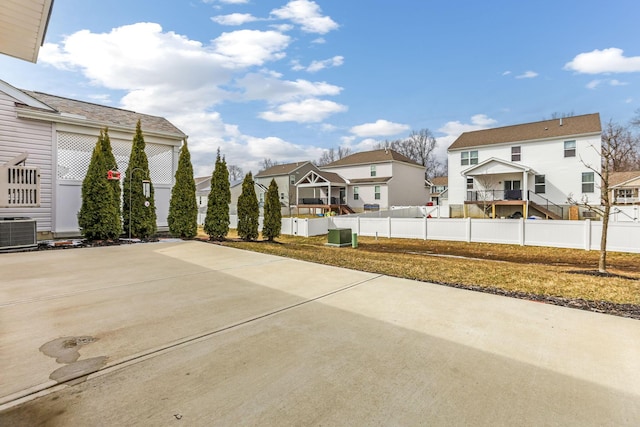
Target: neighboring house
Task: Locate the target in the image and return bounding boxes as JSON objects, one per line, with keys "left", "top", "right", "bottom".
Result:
{"left": 195, "top": 176, "right": 211, "bottom": 224}
{"left": 610, "top": 171, "right": 640, "bottom": 205}
{"left": 255, "top": 161, "right": 319, "bottom": 216}
{"left": 427, "top": 176, "right": 448, "bottom": 206}
{"left": 0, "top": 79, "right": 186, "bottom": 239}
{"left": 312, "top": 148, "right": 429, "bottom": 213}
{"left": 447, "top": 113, "right": 602, "bottom": 219}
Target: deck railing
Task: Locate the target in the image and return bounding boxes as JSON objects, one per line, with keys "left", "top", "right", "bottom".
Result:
{"left": 0, "top": 166, "right": 40, "bottom": 207}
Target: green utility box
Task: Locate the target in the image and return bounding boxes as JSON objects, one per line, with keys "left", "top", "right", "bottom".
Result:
{"left": 327, "top": 228, "right": 352, "bottom": 247}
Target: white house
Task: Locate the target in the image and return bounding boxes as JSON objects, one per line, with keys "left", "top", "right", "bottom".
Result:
{"left": 447, "top": 113, "right": 602, "bottom": 219}
{"left": 0, "top": 79, "right": 186, "bottom": 239}
{"left": 301, "top": 148, "right": 429, "bottom": 213}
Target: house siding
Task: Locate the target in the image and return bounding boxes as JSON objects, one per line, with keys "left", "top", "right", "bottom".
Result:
{"left": 388, "top": 163, "right": 429, "bottom": 206}
{"left": 0, "top": 91, "right": 53, "bottom": 233}
{"left": 448, "top": 133, "right": 602, "bottom": 216}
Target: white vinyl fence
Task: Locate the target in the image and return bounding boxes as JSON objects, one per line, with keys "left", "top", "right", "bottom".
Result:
{"left": 225, "top": 215, "right": 640, "bottom": 253}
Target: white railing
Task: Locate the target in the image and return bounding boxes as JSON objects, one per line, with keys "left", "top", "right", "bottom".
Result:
{"left": 614, "top": 196, "right": 639, "bottom": 204}
{"left": 0, "top": 166, "right": 40, "bottom": 207}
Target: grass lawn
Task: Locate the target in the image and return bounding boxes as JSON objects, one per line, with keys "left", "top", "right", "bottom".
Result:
{"left": 197, "top": 229, "right": 640, "bottom": 309}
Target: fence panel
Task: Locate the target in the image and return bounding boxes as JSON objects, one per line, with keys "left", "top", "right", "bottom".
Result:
{"left": 595, "top": 222, "right": 640, "bottom": 253}
{"left": 426, "top": 218, "right": 467, "bottom": 242}
{"left": 358, "top": 218, "right": 388, "bottom": 237}
{"left": 524, "top": 220, "right": 585, "bottom": 249}
{"left": 307, "top": 217, "right": 330, "bottom": 236}
{"left": 471, "top": 219, "right": 520, "bottom": 245}
{"left": 390, "top": 218, "right": 424, "bottom": 239}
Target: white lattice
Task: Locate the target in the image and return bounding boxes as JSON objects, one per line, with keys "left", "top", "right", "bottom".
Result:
{"left": 57, "top": 132, "right": 174, "bottom": 185}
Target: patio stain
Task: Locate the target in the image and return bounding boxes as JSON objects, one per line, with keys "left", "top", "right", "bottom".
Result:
{"left": 40, "top": 336, "right": 107, "bottom": 383}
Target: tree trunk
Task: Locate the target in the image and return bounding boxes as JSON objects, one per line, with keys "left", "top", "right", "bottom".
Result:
{"left": 599, "top": 203, "right": 610, "bottom": 273}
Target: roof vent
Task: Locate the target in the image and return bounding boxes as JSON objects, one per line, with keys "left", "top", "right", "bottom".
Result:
{"left": 559, "top": 117, "right": 563, "bottom": 126}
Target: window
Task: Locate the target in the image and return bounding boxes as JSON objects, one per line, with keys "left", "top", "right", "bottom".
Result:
{"left": 535, "top": 175, "right": 545, "bottom": 194}
{"left": 289, "top": 174, "right": 296, "bottom": 185}
{"left": 511, "top": 146, "right": 521, "bottom": 162}
{"left": 280, "top": 192, "right": 285, "bottom": 200}
{"left": 564, "top": 140, "right": 576, "bottom": 157}
{"left": 370, "top": 165, "right": 376, "bottom": 177}
{"left": 353, "top": 186, "right": 359, "bottom": 200}
{"left": 374, "top": 185, "right": 381, "bottom": 200}
{"left": 582, "top": 172, "right": 594, "bottom": 193}
{"left": 461, "top": 150, "right": 478, "bottom": 166}
{"left": 466, "top": 178, "right": 474, "bottom": 190}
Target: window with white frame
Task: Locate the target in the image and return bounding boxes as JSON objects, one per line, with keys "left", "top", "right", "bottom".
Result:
{"left": 582, "top": 172, "right": 594, "bottom": 193}
{"left": 564, "top": 140, "right": 576, "bottom": 157}
{"left": 370, "top": 165, "right": 376, "bottom": 177}
{"left": 511, "top": 146, "right": 521, "bottom": 162}
{"left": 289, "top": 174, "right": 296, "bottom": 184}
{"left": 466, "top": 178, "right": 474, "bottom": 190}
{"left": 535, "top": 175, "right": 545, "bottom": 194}
{"left": 461, "top": 150, "right": 478, "bottom": 166}
{"left": 353, "top": 186, "right": 359, "bottom": 200}
{"left": 374, "top": 185, "right": 381, "bottom": 200}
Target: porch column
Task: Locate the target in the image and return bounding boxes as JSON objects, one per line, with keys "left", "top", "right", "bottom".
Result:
{"left": 296, "top": 186, "right": 299, "bottom": 210}
{"left": 523, "top": 172, "right": 529, "bottom": 201}
{"left": 328, "top": 183, "right": 332, "bottom": 207}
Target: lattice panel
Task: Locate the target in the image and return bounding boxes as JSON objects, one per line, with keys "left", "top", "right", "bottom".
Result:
{"left": 57, "top": 132, "right": 174, "bottom": 184}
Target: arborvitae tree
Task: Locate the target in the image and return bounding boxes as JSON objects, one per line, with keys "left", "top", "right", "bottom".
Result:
{"left": 168, "top": 139, "right": 198, "bottom": 238}
{"left": 237, "top": 172, "right": 259, "bottom": 241}
{"left": 262, "top": 178, "right": 281, "bottom": 241}
{"left": 101, "top": 127, "right": 122, "bottom": 226}
{"left": 204, "top": 148, "right": 230, "bottom": 240}
{"left": 123, "top": 119, "right": 157, "bottom": 239}
{"left": 78, "top": 136, "right": 121, "bottom": 241}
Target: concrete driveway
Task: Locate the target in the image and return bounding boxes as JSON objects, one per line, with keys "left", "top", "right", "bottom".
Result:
{"left": 1, "top": 240, "right": 639, "bottom": 426}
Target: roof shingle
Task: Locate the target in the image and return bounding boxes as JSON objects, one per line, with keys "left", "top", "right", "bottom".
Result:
{"left": 21, "top": 90, "right": 186, "bottom": 137}
{"left": 448, "top": 113, "right": 601, "bottom": 151}
{"left": 322, "top": 149, "right": 420, "bottom": 168}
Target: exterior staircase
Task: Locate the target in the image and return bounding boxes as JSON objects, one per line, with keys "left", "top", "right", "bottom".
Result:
{"left": 529, "top": 201, "right": 562, "bottom": 220}
{"left": 339, "top": 205, "right": 355, "bottom": 215}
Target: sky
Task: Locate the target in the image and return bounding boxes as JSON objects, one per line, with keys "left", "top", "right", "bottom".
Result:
{"left": 2, "top": 0, "right": 640, "bottom": 177}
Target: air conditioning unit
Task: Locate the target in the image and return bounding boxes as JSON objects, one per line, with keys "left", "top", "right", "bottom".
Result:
{"left": 0, "top": 217, "right": 37, "bottom": 250}
{"left": 582, "top": 211, "right": 598, "bottom": 219}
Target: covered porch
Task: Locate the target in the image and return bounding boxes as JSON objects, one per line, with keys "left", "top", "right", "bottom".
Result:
{"left": 462, "top": 158, "right": 562, "bottom": 219}
{"left": 295, "top": 170, "right": 354, "bottom": 215}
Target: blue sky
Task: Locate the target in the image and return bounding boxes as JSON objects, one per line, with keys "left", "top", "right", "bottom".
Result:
{"left": 2, "top": 0, "right": 640, "bottom": 176}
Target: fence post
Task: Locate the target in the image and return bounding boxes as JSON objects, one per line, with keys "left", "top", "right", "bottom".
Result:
{"left": 584, "top": 219, "right": 591, "bottom": 251}
{"left": 356, "top": 217, "right": 360, "bottom": 236}
{"left": 519, "top": 217, "right": 525, "bottom": 246}
{"left": 424, "top": 215, "right": 428, "bottom": 240}
{"left": 466, "top": 217, "right": 472, "bottom": 243}
{"left": 388, "top": 216, "right": 392, "bottom": 238}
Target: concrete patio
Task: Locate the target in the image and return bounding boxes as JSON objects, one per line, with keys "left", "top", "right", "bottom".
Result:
{"left": 1, "top": 240, "right": 639, "bottom": 425}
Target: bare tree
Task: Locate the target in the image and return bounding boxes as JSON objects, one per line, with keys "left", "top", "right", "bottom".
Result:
{"left": 567, "top": 129, "right": 615, "bottom": 273}
{"left": 261, "top": 158, "right": 279, "bottom": 171}
{"left": 228, "top": 164, "right": 244, "bottom": 181}
{"left": 316, "top": 147, "right": 352, "bottom": 166}
{"left": 549, "top": 111, "right": 575, "bottom": 120}
{"left": 380, "top": 129, "right": 443, "bottom": 179}
{"left": 601, "top": 120, "right": 640, "bottom": 172}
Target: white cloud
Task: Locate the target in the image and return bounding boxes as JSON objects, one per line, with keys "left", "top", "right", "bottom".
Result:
{"left": 437, "top": 114, "right": 497, "bottom": 156}
{"left": 203, "top": 0, "right": 249, "bottom": 4}
{"left": 311, "top": 37, "right": 326, "bottom": 44}
{"left": 565, "top": 47, "right": 640, "bottom": 74}
{"left": 515, "top": 70, "right": 538, "bottom": 79}
{"left": 306, "top": 56, "right": 344, "bottom": 72}
{"left": 236, "top": 72, "right": 342, "bottom": 102}
{"left": 502, "top": 70, "right": 511, "bottom": 76}
{"left": 259, "top": 98, "right": 347, "bottom": 123}
{"left": 271, "top": 0, "right": 339, "bottom": 34}
{"left": 586, "top": 79, "right": 602, "bottom": 89}
{"left": 586, "top": 78, "right": 628, "bottom": 90}
{"left": 213, "top": 29, "right": 290, "bottom": 67}
{"left": 349, "top": 119, "right": 410, "bottom": 137}
{"left": 211, "top": 13, "right": 259, "bottom": 26}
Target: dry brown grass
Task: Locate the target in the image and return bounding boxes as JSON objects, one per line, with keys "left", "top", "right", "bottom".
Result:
{"left": 198, "top": 230, "right": 640, "bottom": 306}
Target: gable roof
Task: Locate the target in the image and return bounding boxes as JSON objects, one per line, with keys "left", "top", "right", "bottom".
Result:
{"left": 0, "top": 0, "right": 54, "bottom": 63}
{"left": 18, "top": 90, "right": 186, "bottom": 137}
{"left": 462, "top": 157, "right": 536, "bottom": 176}
{"left": 448, "top": 113, "right": 602, "bottom": 151}
{"left": 610, "top": 171, "right": 640, "bottom": 188}
{"left": 322, "top": 149, "right": 421, "bottom": 168}
{"left": 349, "top": 177, "right": 393, "bottom": 184}
{"left": 255, "top": 161, "right": 313, "bottom": 177}
{"left": 430, "top": 176, "right": 448, "bottom": 186}
{"left": 296, "top": 169, "right": 346, "bottom": 186}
